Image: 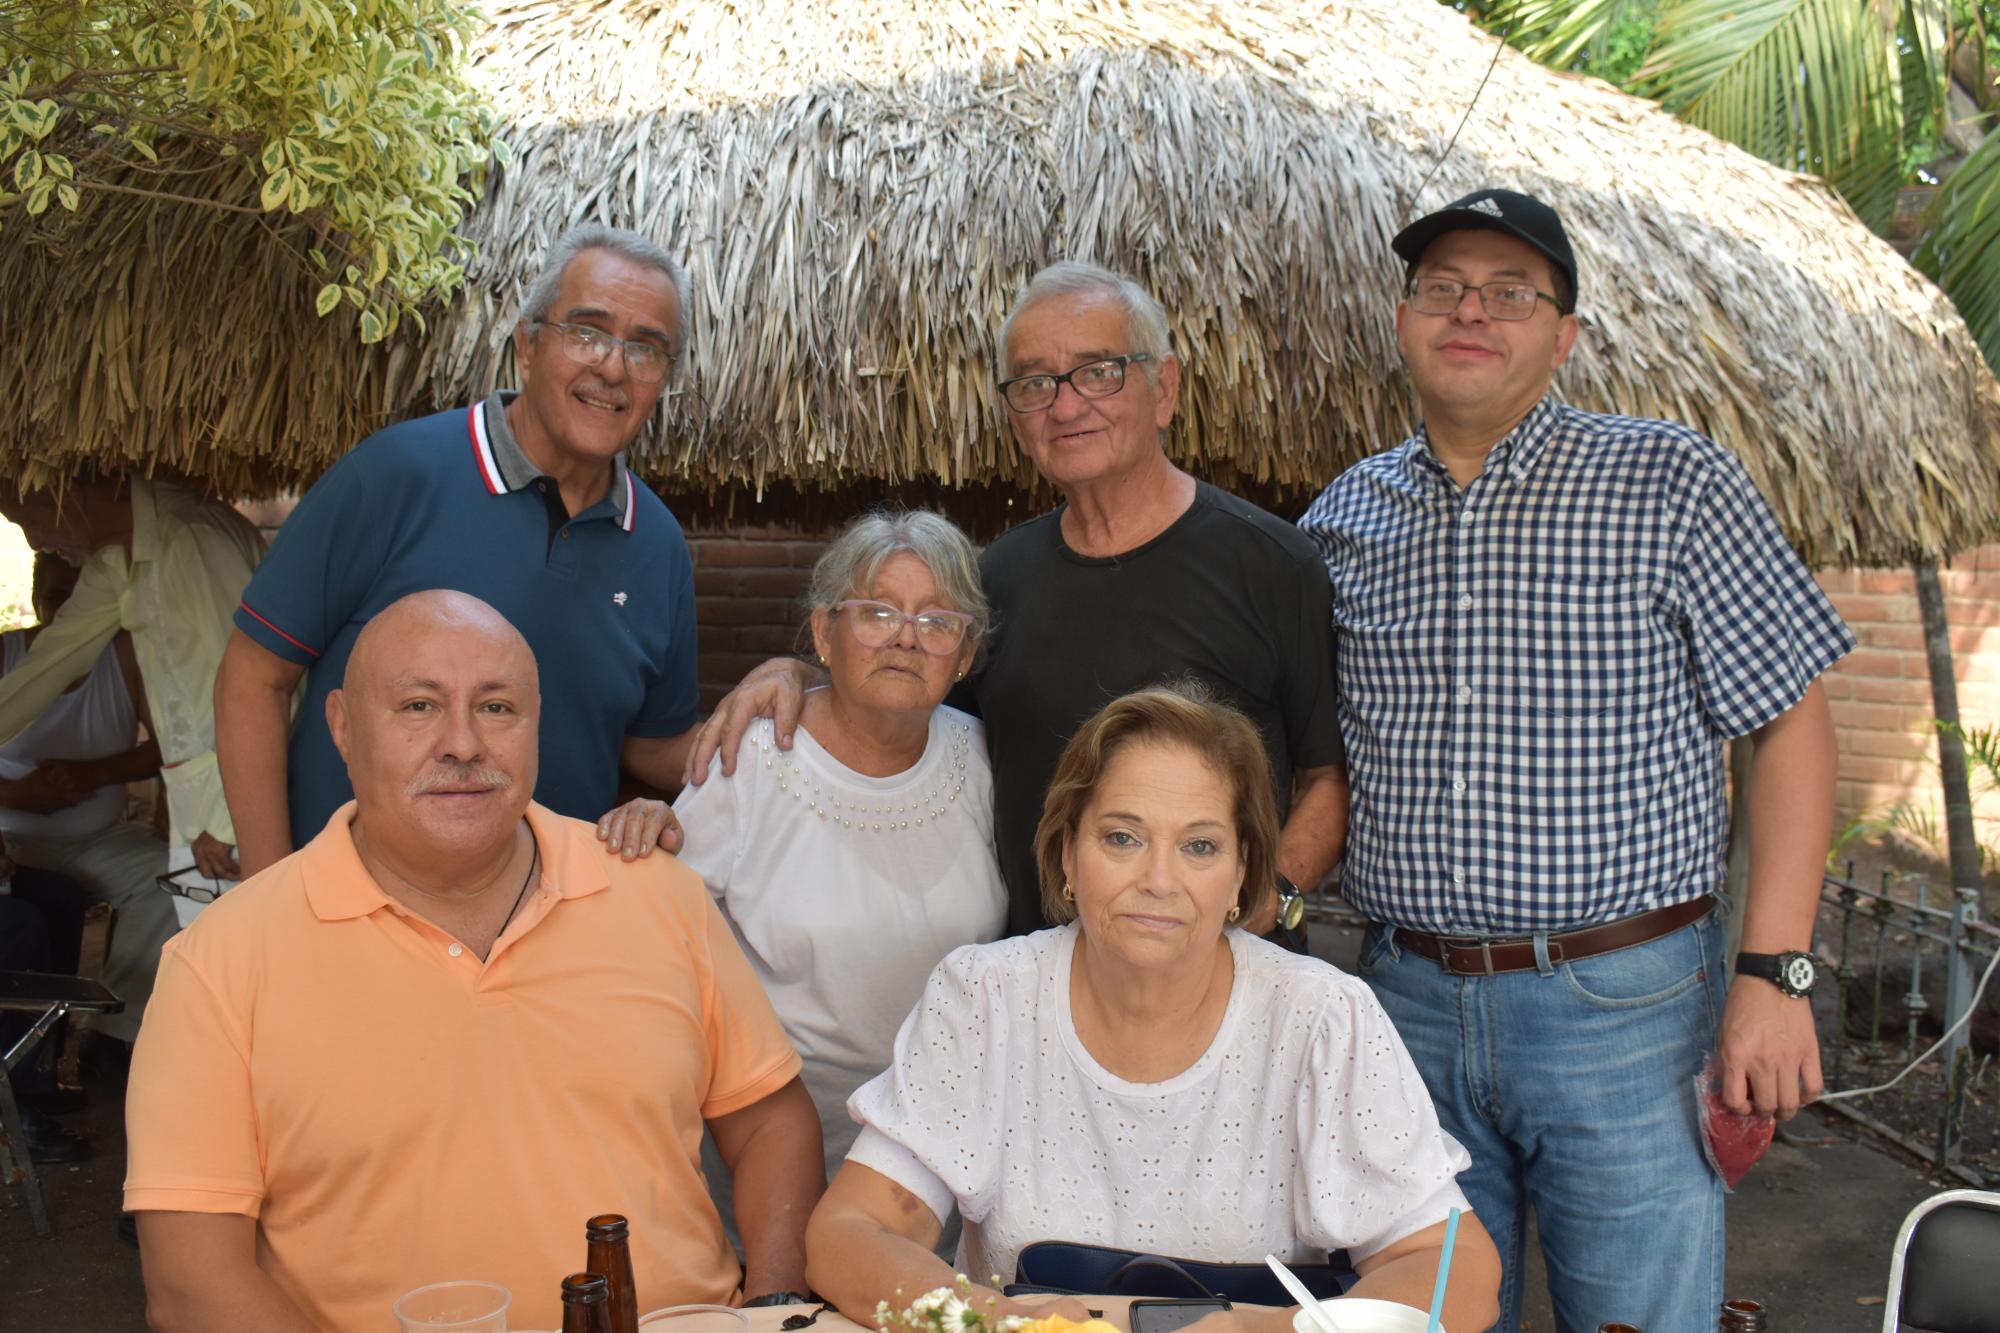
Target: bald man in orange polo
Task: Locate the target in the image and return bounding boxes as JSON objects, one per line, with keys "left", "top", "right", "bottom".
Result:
{"left": 125, "top": 590, "right": 821, "bottom": 1332}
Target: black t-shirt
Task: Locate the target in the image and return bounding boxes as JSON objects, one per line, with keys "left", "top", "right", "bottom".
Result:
{"left": 960, "top": 482, "right": 1344, "bottom": 936}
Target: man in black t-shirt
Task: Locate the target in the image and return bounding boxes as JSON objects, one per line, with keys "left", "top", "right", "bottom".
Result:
{"left": 684, "top": 262, "right": 1347, "bottom": 936}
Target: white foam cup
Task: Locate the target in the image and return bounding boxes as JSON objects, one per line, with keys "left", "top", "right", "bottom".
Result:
{"left": 1290, "top": 1297, "right": 1439, "bottom": 1333}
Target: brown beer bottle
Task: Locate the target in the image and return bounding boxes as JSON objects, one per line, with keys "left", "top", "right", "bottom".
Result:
{"left": 1718, "top": 1298, "right": 1768, "bottom": 1331}
{"left": 561, "top": 1272, "right": 612, "bottom": 1333}
{"left": 1596, "top": 1324, "right": 1642, "bottom": 1332}
{"left": 586, "top": 1214, "right": 640, "bottom": 1333}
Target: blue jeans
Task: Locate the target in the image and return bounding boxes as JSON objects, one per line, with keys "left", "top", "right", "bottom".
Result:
{"left": 1357, "top": 909, "right": 1728, "bottom": 1333}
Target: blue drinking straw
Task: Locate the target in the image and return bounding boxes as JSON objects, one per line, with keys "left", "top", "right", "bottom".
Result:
{"left": 1426, "top": 1206, "right": 1462, "bottom": 1333}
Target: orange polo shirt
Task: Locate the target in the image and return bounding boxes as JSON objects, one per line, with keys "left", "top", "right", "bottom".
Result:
{"left": 125, "top": 801, "right": 803, "bottom": 1333}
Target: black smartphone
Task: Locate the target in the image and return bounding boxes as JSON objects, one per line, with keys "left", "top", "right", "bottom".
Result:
{"left": 1129, "top": 1299, "right": 1232, "bottom": 1333}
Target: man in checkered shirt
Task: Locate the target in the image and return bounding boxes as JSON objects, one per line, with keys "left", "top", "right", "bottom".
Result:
{"left": 1297, "top": 189, "right": 1855, "bottom": 1332}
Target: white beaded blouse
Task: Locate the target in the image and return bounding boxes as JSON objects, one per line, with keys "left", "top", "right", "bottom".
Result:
{"left": 846, "top": 924, "right": 1473, "bottom": 1280}
{"left": 673, "top": 708, "right": 1008, "bottom": 1178}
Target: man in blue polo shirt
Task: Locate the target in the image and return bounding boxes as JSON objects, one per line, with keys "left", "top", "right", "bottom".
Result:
{"left": 216, "top": 225, "right": 700, "bottom": 878}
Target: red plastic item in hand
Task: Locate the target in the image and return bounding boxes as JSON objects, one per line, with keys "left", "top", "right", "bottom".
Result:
{"left": 1695, "top": 1054, "right": 1775, "bottom": 1190}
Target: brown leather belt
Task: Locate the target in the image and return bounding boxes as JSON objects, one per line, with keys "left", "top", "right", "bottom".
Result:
{"left": 1394, "top": 896, "right": 1714, "bottom": 976}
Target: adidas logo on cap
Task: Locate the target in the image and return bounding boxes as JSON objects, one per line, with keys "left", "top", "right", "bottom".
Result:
{"left": 1468, "top": 197, "right": 1504, "bottom": 217}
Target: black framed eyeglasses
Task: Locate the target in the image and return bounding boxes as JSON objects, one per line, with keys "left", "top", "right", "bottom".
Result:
{"left": 1406, "top": 276, "right": 1561, "bottom": 321}
{"left": 530, "top": 320, "right": 675, "bottom": 382}
{"left": 157, "top": 867, "right": 225, "bottom": 904}
{"left": 996, "top": 354, "right": 1152, "bottom": 413}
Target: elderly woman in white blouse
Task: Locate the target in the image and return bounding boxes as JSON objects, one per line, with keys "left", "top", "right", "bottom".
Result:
{"left": 604, "top": 510, "right": 1007, "bottom": 1228}
{"left": 805, "top": 685, "right": 1500, "bottom": 1332}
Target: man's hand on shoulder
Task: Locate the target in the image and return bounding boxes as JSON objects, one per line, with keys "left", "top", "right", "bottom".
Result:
{"left": 1717, "top": 974, "right": 1822, "bottom": 1120}
{"left": 682, "top": 657, "right": 819, "bottom": 787}
{"left": 597, "top": 797, "right": 682, "bottom": 859}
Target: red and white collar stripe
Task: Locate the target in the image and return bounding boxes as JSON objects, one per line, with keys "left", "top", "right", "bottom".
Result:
{"left": 467, "top": 400, "right": 636, "bottom": 532}
{"left": 467, "top": 402, "right": 505, "bottom": 495}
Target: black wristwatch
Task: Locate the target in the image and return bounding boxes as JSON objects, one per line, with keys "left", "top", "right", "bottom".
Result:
{"left": 1736, "top": 950, "right": 1821, "bottom": 998}
{"left": 743, "top": 1293, "right": 811, "bottom": 1308}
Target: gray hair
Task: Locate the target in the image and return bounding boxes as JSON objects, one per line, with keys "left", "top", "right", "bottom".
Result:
{"left": 805, "top": 510, "right": 989, "bottom": 632}
{"left": 519, "top": 225, "right": 691, "bottom": 361}
{"left": 998, "top": 260, "right": 1175, "bottom": 384}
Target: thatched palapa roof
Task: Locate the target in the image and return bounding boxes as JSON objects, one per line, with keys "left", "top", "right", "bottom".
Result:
{"left": 5, "top": 0, "right": 1999, "bottom": 565}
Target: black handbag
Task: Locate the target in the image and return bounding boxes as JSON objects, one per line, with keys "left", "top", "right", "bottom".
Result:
{"left": 1007, "top": 1240, "right": 1356, "bottom": 1304}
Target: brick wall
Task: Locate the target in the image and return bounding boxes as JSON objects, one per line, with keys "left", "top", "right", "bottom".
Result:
{"left": 1816, "top": 543, "right": 2000, "bottom": 832}
{"left": 688, "top": 529, "right": 832, "bottom": 713}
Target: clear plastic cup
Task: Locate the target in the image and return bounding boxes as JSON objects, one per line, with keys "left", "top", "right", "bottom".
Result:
{"left": 394, "top": 1280, "right": 513, "bottom": 1332}
{"left": 1291, "top": 1297, "right": 1439, "bottom": 1333}
{"left": 639, "top": 1305, "right": 752, "bottom": 1333}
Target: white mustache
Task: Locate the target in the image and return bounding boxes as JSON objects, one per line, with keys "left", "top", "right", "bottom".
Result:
{"left": 407, "top": 764, "right": 513, "bottom": 798}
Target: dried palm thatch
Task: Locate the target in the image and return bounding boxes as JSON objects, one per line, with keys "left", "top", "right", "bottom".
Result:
{"left": 6, "top": 0, "right": 2000, "bottom": 565}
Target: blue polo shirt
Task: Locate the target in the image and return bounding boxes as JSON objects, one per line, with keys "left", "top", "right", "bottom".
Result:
{"left": 236, "top": 392, "right": 698, "bottom": 845}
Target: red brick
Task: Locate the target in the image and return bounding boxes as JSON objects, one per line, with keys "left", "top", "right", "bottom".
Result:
{"left": 701, "top": 651, "right": 773, "bottom": 684}
{"left": 1946, "top": 597, "right": 2000, "bottom": 629}
{"left": 1949, "top": 625, "right": 2000, "bottom": 654}
{"left": 1828, "top": 593, "right": 1904, "bottom": 625}
{"left": 1848, "top": 729, "right": 1935, "bottom": 760}
{"left": 693, "top": 568, "right": 739, "bottom": 596}
{"left": 739, "top": 568, "right": 812, "bottom": 598}
{"left": 1820, "top": 673, "right": 1856, "bottom": 700}
{"left": 1815, "top": 569, "right": 1859, "bottom": 595}
{"left": 696, "top": 541, "right": 790, "bottom": 569}
{"left": 1838, "top": 649, "right": 1910, "bottom": 678}
{"left": 698, "top": 596, "right": 794, "bottom": 627}
{"left": 1938, "top": 568, "right": 2000, "bottom": 597}
{"left": 1845, "top": 676, "right": 1932, "bottom": 706}
{"left": 1856, "top": 623, "right": 1926, "bottom": 651}
{"left": 786, "top": 541, "right": 832, "bottom": 568}
{"left": 1829, "top": 702, "right": 1906, "bottom": 732}
{"left": 733, "top": 626, "right": 808, "bottom": 656}
{"left": 1837, "top": 755, "right": 1922, "bottom": 784}
{"left": 1859, "top": 570, "right": 1915, "bottom": 595}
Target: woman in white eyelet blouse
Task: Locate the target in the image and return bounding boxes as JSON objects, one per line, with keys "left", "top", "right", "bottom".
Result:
{"left": 805, "top": 686, "right": 1501, "bottom": 1333}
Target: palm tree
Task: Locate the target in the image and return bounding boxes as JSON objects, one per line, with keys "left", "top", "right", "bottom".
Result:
{"left": 1460, "top": 1, "right": 2000, "bottom": 373}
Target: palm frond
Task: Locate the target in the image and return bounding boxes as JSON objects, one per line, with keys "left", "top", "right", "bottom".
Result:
{"left": 1639, "top": 0, "right": 1906, "bottom": 232}
{"left": 1479, "top": 0, "right": 1648, "bottom": 71}
{"left": 1896, "top": 0, "right": 1957, "bottom": 149}
{"left": 1916, "top": 125, "right": 2000, "bottom": 370}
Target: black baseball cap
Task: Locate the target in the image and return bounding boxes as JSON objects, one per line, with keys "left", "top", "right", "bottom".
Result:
{"left": 1392, "top": 189, "right": 1578, "bottom": 308}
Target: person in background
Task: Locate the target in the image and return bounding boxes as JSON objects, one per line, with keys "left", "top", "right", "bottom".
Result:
{"left": 600, "top": 510, "right": 1006, "bottom": 1237}
{"left": 685, "top": 262, "right": 1346, "bottom": 945}
{"left": 0, "top": 474, "right": 261, "bottom": 907}
{"left": 127, "top": 591, "right": 821, "bottom": 1332}
{"left": 0, "top": 552, "right": 171, "bottom": 1041}
{"left": 1297, "top": 188, "right": 1853, "bottom": 1331}
{"left": 805, "top": 685, "right": 1498, "bottom": 1333}
{"left": 217, "top": 224, "right": 702, "bottom": 881}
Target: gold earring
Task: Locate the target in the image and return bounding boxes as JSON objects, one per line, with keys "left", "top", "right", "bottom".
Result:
{"left": 1061, "top": 882, "right": 1075, "bottom": 903}
{"left": 1226, "top": 905, "right": 1242, "bottom": 923}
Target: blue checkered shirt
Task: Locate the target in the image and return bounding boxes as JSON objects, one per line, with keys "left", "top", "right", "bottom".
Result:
{"left": 1297, "top": 396, "right": 1855, "bottom": 935}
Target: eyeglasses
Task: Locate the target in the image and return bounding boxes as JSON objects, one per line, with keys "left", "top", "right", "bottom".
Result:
{"left": 833, "top": 600, "right": 977, "bottom": 655}
{"left": 156, "top": 867, "right": 227, "bottom": 904}
{"left": 996, "top": 354, "right": 1152, "bottom": 413}
{"left": 1406, "top": 277, "right": 1561, "bottom": 321}
{"left": 530, "top": 320, "right": 675, "bottom": 383}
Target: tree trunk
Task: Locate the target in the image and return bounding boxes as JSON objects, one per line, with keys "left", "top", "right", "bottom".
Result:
{"left": 1914, "top": 563, "right": 1982, "bottom": 896}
